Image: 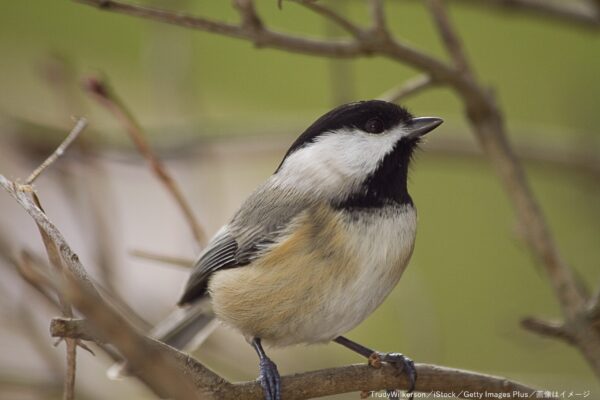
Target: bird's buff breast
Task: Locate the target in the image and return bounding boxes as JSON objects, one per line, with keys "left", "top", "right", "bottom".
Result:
{"left": 208, "top": 204, "right": 417, "bottom": 347}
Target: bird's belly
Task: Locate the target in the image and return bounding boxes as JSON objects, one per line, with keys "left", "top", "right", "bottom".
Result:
{"left": 208, "top": 205, "right": 417, "bottom": 347}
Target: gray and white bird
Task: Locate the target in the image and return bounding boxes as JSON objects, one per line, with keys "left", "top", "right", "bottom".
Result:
{"left": 125, "top": 100, "right": 442, "bottom": 399}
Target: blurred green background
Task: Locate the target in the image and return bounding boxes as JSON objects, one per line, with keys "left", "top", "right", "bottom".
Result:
{"left": 0, "top": 1, "right": 598, "bottom": 399}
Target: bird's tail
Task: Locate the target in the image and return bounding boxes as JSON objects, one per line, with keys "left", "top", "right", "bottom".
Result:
{"left": 107, "top": 297, "right": 217, "bottom": 380}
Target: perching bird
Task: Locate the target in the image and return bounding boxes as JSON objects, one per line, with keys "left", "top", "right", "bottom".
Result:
{"left": 125, "top": 100, "right": 442, "bottom": 399}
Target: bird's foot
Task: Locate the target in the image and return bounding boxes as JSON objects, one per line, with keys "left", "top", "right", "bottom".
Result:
{"left": 368, "top": 351, "right": 417, "bottom": 396}
{"left": 257, "top": 356, "right": 281, "bottom": 400}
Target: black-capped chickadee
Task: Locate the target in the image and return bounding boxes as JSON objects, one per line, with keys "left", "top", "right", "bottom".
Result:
{"left": 114, "top": 100, "right": 443, "bottom": 399}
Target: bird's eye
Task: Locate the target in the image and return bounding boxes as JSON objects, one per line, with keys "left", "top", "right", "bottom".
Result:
{"left": 364, "top": 118, "right": 385, "bottom": 134}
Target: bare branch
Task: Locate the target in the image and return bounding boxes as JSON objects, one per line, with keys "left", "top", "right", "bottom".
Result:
{"left": 368, "top": 0, "right": 387, "bottom": 33}
{"left": 49, "top": 316, "right": 545, "bottom": 399}
{"left": 521, "top": 316, "right": 576, "bottom": 345}
{"left": 0, "top": 177, "right": 100, "bottom": 298}
{"left": 417, "top": 0, "right": 600, "bottom": 378}
{"left": 292, "top": 0, "right": 363, "bottom": 38}
{"left": 75, "top": 0, "right": 366, "bottom": 58}
{"left": 25, "top": 117, "right": 87, "bottom": 185}
{"left": 588, "top": 287, "right": 600, "bottom": 323}
{"left": 83, "top": 77, "right": 207, "bottom": 247}
{"left": 64, "top": 339, "right": 77, "bottom": 400}
{"left": 130, "top": 249, "right": 193, "bottom": 268}
{"left": 378, "top": 75, "right": 436, "bottom": 103}
{"left": 28, "top": 184, "right": 83, "bottom": 400}
{"left": 32, "top": 193, "right": 74, "bottom": 318}
{"left": 74, "top": 0, "right": 460, "bottom": 87}
{"left": 0, "top": 175, "right": 224, "bottom": 399}
{"left": 426, "top": 0, "right": 472, "bottom": 75}
{"left": 232, "top": 0, "right": 263, "bottom": 32}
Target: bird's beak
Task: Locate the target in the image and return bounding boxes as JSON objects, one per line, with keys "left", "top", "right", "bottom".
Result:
{"left": 406, "top": 117, "right": 443, "bottom": 139}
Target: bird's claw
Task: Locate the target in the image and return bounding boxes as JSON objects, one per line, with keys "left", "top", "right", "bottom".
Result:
{"left": 369, "top": 352, "right": 417, "bottom": 396}
{"left": 258, "top": 357, "right": 281, "bottom": 400}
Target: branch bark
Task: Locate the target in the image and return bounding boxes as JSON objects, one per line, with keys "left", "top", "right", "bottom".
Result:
{"left": 49, "top": 315, "right": 545, "bottom": 399}
{"left": 521, "top": 316, "right": 576, "bottom": 345}
{"left": 25, "top": 117, "right": 87, "bottom": 185}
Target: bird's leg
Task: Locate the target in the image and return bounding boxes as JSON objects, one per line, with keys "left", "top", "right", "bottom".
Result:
{"left": 334, "top": 336, "right": 417, "bottom": 396}
{"left": 251, "top": 337, "right": 281, "bottom": 400}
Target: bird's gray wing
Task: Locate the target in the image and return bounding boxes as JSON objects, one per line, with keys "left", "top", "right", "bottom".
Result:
{"left": 177, "top": 183, "right": 314, "bottom": 305}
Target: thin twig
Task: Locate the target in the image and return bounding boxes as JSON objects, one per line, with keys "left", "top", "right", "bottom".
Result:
{"left": 521, "top": 316, "right": 576, "bottom": 345}
{"left": 25, "top": 117, "right": 87, "bottom": 185}
{"left": 233, "top": 0, "right": 263, "bottom": 32}
{"left": 588, "top": 287, "right": 600, "bottom": 323}
{"left": 130, "top": 249, "right": 194, "bottom": 268}
{"left": 292, "top": 0, "right": 363, "bottom": 38}
{"left": 426, "top": 0, "right": 472, "bottom": 75}
{"left": 83, "top": 77, "right": 207, "bottom": 247}
{"left": 368, "top": 0, "right": 387, "bottom": 33}
{"left": 64, "top": 339, "right": 77, "bottom": 400}
{"left": 378, "top": 74, "right": 436, "bottom": 103}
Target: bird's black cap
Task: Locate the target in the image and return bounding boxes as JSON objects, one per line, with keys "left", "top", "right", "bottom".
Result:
{"left": 282, "top": 100, "right": 414, "bottom": 161}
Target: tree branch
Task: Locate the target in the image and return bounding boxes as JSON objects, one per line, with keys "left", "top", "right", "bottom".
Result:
{"left": 588, "top": 287, "right": 600, "bottom": 324}
{"left": 49, "top": 315, "right": 546, "bottom": 399}
{"left": 292, "top": 0, "right": 363, "bottom": 39}
{"left": 423, "top": 0, "right": 600, "bottom": 378}
{"left": 368, "top": 0, "right": 387, "bottom": 34}
{"left": 233, "top": 0, "right": 263, "bottom": 33}
{"left": 521, "top": 316, "right": 576, "bottom": 345}
{"left": 426, "top": 0, "right": 472, "bottom": 75}
{"left": 74, "top": 0, "right": 461, "bottom": 87}
{"left": 0, "top": 175, "right": 223, "bottom": 400}
{"left": 25, "top": 117, "right": 87, "bottom": 185}
{"left": 75, "top": 0, "right": 366, "bottom": 58}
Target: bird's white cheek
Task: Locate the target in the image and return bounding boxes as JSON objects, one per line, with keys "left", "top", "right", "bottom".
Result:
{"left": 274, "top": 129, "right": 403, "bottom": 196}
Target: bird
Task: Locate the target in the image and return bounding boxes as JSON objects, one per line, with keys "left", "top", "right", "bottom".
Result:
{"left": 117, "top": 100, "right": 443, "bottom": 399}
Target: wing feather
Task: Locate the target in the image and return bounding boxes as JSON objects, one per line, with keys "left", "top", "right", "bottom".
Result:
{"left": 178, "top": 183, "right": 315, "bottom": 305}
